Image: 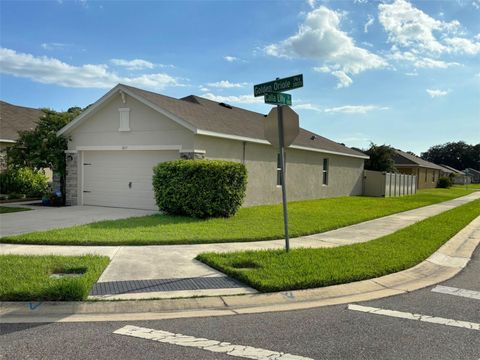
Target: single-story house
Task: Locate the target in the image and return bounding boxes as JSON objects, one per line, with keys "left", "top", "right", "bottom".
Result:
{"left": 0, "top": 100, "right": 44, "bottom": 171}
{"left": 464, "top": 168, "right": 480, "bottom": 183}
{"left": 57, "top": 84, "right": 368, "bottom": 210}
{"left": 393, "top": 149, "right": 444, "bottom": 189}
{"left": 440, "top": 164, "right": 471, "bottom": 184}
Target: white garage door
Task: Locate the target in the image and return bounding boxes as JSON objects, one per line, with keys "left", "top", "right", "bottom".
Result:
{"left": 82, "top": 150, "right": 179, "bottom": 210}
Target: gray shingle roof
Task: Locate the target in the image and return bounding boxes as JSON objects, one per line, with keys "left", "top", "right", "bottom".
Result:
{"left": 121, "top": 84, "right": 366, "bottom": 158}
{"left": 393, "top": 149, "right": 444, "bottom": 170}
{"left": 0, "top": 101, "right": 43, "bottom": 141}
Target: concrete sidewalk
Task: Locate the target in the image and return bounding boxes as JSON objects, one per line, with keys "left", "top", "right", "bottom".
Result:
{"left": 1, "top": 215, "right": 479, "bottom": 324}
{"left": 0, "top": 191, "right": 479, "bottom": 300}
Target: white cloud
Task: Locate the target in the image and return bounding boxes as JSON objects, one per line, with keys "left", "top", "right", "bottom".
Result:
{"left": 200, "top": 92, "right": 263, "bottom": 104}
{"left": 307, "top": 0, "right": 316, "bottom": 9}
{"left": 265, "top": 6, "right": 387, "bottom": 88}
{"left": 41, "top": 42, "right": 71, "bottom": 50}
{"left": 331, "top": 71, "right": 353, "bottom": 88}
{"left": 324, "top": 105, "right": 389, "bottom": 114}
{"left": 379, "top": 0, "right": 454, "bottom": 53}
{"left": 111, "top": 58, "right": 155, "bottom": 70}
{"left": 405, "top": 71, "right": 418, "bottom": 76}
{"left": 206, "top": 80, "right": 248, "bottom": 88}
{"left": 364, "top": 15, "right": 374, "bottom": 33}
{"left": 426, "top": 89, "right": 449, "bottom": 98}
{"left": 443, "top": 37, "right": 480, "bottom": 55}
{"left": 224, "top": 56, "right": 238, "bottom": 62}
{"left": 0, "top": 48, "right": 181, "bottom": 90}
{"left": 473, "top": 0, "right": 480, "bottom": 10}
{"left": 293, "top": 103, "right": 322, "bottom": 111}
{"left": 388, "top": 50, "right": 460, "bottom": 69}
{"left": 379, "top": 0, "right": 480, "bottom": 61}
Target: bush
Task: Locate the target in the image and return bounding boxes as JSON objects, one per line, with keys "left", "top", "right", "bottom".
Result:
{"left": 153, "top": 160, "right": 247, "bottom": 218}
{"left": 437, "top": 176, "right": 452, "bottom": 188}
{"left": 0, "top": 168, "right": 49, "bottom": 197}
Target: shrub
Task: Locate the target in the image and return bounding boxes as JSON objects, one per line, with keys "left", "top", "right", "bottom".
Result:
{"left": 0, "top": 167, "right": 49, "bottom": 197}
{"left": 153, "top": 160, "right": 247, "bottom": 218}
{"left": 437, "top": 176, "right": 452, "bottom": 188}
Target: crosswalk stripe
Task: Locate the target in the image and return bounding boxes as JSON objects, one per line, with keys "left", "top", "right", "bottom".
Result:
{"left": 431, "top": 285, "right": 480, "bottom": 300}
{"left": 348, "top": 304, "right": 480, "bottom": 331}
{"left": 114, "top": 325, "right": 313, "bottom": 360}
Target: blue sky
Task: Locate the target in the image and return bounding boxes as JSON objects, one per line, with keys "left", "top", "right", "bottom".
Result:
{"left": 1, "top": 0, "right": 479, "bottom": 154}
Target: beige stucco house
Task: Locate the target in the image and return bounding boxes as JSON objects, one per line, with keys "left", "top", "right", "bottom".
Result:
{"left": 393, "top": 149, "right": 443, "bottom": 189}
{"left": 58, "top": 84, "right": 368, "bottom": 210}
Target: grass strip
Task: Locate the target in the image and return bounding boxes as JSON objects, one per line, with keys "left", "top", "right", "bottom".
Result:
{"left": 0, "top": 187, "right": 476, "bottom": 246}
{"left": 0, "top": 206, "right": 31, "bottom": 214}
{"left": 0, "top": 255, "right": 110, "bottom": 301}
{"left": 197, "top": 199, "right": 480, "bottom": 292}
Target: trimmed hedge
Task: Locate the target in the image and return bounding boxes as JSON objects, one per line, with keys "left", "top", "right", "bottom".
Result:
{"left": 0, "top": 167, "right": 48, "bottom": 197}
{"left": 437, "top": 177, "right": 452, "bottom": 188}
{"left": 153, "top": 160, "right": 247, "bottom": 218}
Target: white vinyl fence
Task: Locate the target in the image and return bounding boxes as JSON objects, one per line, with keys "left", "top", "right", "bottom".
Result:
{"left": 363, "top": 170, "right": 417, "bottom": 197}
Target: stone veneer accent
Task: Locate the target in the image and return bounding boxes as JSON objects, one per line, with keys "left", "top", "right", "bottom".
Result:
{"left": 180, "top": 151, "right": 205, "bottom": 160}
{"left": 65, "top": 152, "right": 78, "bottom": 206}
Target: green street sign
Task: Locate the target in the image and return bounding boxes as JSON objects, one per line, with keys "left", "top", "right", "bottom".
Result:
{"left": 254, "top": 74, "right": 303, "bottom": 97}
{"left": 264, "top": 92, "right": 292, "bottom": 106}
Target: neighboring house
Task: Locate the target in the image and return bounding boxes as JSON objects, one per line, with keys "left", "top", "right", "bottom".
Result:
{"left": 57, "top": 84, "right": 368, "bottom": 210}
{"left": 440, "top": 164, "right": 471, "bottom": 184}
{"left": 464, "top": 168, "right": 480, "bottom": 183}
{"left": 392, "top": 149, "right": 444, "bottom": 189}
{"left": 0, "top": 101, "right": 43, "bottom": 171}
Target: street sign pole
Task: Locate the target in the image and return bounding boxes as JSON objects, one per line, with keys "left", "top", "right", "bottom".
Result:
{"left": 277, "top": 104, "right": 290, "bottom": 252}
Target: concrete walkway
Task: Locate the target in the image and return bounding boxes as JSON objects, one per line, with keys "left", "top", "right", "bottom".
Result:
{"left": 1, "top": 192, "right": 479, "bottom": 300}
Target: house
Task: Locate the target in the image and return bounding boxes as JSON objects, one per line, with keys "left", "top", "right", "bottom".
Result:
{"left": 464, "top": 168, "right": 480, "bottom": 183}
{"left": 440, "top": 164, "right": 471, "bottom": 184}
{"left": 57, "top": 84, "right": 368, "bottom": 210}
{"left": 392, "top": 149, "right": 444, "bottom": 189}
{"left": 0, "top": 101, "right": 43, "bottom": 171}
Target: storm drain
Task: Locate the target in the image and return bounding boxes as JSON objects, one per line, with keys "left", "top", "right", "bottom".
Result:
{"left": 90, "top": 277, "right": 245, "bottom": 296}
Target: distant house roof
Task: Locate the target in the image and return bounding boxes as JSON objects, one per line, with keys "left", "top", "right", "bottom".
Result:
{"left": 393, "top": 149, "right": 444, "bottom": 170}
{"left": 440, "top": 164, "right": 465, "bottom": 175}
{"left": 0, "top": 100, "right": 43, "bottom": 142}
{"left": 59, "top": 84, "right": 368, "bottom": 159}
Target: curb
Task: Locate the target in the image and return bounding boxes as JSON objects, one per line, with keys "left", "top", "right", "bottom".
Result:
{"left": 1, "top": 215, "right": 479, "bottom": 324}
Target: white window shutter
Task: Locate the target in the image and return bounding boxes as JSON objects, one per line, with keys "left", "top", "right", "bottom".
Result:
{"left": 119, "top": 108, "right": 130, "bottom": 131}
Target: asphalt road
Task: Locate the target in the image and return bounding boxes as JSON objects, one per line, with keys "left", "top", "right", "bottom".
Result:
{"left": 2, "top": 247, "right": 479, "bottom": 360}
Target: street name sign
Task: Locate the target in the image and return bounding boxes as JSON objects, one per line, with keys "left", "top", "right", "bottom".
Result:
{"left": 254, "top": 74, "right": 303, "bottom": 97}
{"left": 264, "top": 106, "right": 299, "bottom": 149}
{"left": 264, "top": 92, "right": 292, "bottom": 106}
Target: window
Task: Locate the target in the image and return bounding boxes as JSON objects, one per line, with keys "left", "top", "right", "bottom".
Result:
{"left": 322, "top": 158, "right": 329, "bottom": 185}
{"left": 119, "top": 108, "right": 130, "bottom": 131}
{"left": 432, "top": 170, "right": 435, "bottom": 183}
{"left": 424, "top": 169, "right": 428, "bottom": 182}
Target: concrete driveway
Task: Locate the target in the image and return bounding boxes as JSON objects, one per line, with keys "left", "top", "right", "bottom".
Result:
{"left": 0, "top": 203, "right": 157, "bottom": 237}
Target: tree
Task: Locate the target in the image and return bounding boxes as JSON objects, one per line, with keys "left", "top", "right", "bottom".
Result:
{"left": 7, "top": 107, "right": 82, "bottom": 202}
{"left": 421, "top": 141, "right": 480, "bottom": 170}
{"left": 364, "top": 143, "right": 397, "bottom": 172}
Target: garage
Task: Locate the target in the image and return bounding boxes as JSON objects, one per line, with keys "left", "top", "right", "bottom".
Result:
{"left": 82, "top": 150, "right": 179, "bottom": 210}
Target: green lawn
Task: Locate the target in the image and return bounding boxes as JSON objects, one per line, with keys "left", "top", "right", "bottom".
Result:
{"left": 197, "top": 199, "right": 480, "bottom": 292}
{"left": 0, "top": 206, "right": 31, "bottom": 214}
{"left": 0, "top": 187, "right": 476, "bottom": 246}
{"left": 0, "top": 255, "right": 109, "bottom": 301}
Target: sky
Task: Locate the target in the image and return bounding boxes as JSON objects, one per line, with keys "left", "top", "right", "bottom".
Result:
{"left": 1, "top": 0, "right": 479, "bottom": 155}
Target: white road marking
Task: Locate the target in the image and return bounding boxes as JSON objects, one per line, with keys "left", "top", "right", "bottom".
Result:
{"left": 348, "top": 304, "right": 480, "bottom": 331}
{"left": 431, "top": 285, "right": 480, "bottom": 300}
{"left": 114, "top": 325, "right": 313, "bottom": 360}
